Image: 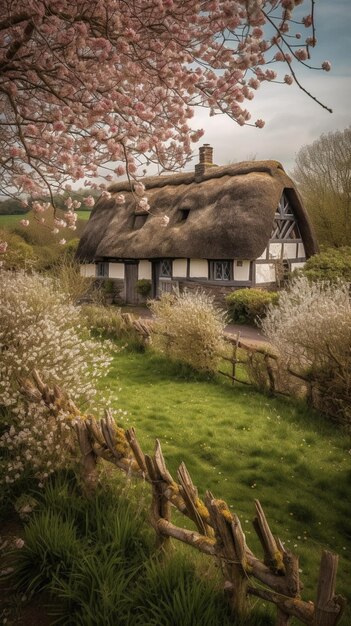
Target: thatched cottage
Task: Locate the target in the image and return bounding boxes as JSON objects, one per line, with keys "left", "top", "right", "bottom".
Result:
{"left": 76, "top": 145, "right": 318, "bottom": 304}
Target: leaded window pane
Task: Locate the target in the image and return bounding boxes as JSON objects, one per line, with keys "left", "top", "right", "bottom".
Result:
{"left": 96, "top": 262, "right": 109, "bottom": 277}
{"left": 214, "top": 261, "right": 230, "bottom": 280}
{"left": 160, "top": 259, "right": 172, "bottom": 277}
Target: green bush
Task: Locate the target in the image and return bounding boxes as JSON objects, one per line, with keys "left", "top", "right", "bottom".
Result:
{"left": 226, "top": 289, "right": 279, "bottom": 325}
{"left": 136, "top": 279, "right": 152, "bottom": 298}
{"left": 301, "top": 247, "right": 351, "bottom": 283}
{"left": 149, "top": 290, "right": 226, "bottom": 374}
{"left": 81, "top": 304, "right": 126, "bottom": 339}
{"left": 0, "top": 228, "right": 36, "bottom": 270}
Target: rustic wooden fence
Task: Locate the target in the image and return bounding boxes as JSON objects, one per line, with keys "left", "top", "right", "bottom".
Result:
{"left": 219, "top": 333, "right": 285, "bottom": 394}
{"left": 120, "top": 313, "right": 314, "bottom": 400}
{"left": 21, "top": 372, "right": 346, "bottom": 626}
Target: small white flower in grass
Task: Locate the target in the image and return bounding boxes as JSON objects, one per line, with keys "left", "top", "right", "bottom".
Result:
{"left": 20, "top": 219, "right": 30, "bottom": 227}
{"left": 59, "top": 239, "right": 66, "bottom": 245}
{"left": 14, "top": 538, "right": 24, "bottom": 549}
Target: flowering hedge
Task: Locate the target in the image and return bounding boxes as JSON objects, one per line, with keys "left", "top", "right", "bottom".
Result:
{"left": 0, "top": 271, "right": 112, "bottom": 485}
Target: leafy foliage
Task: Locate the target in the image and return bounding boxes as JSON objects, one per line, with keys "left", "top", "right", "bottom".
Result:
{"left": 136, "top": 279, "right": 152, "bottom": 298}
{"left": 301, "top": 247, "right": 351, "bottom": 283}
{"left": 0, "top": 228, "right": 36, "bottom": 270}
{"left": 81, "top": 304, "right": 127, "bottom": 340}
{"left": 150, "top": 290, "right": 227, "bottom": 373}
{"left": 226, "top": 288, "right": 279, "bottom": 325}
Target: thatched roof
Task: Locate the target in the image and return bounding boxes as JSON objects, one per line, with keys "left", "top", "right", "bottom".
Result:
{"left": 76, "top": 159, "right": 318, "bottom": 262}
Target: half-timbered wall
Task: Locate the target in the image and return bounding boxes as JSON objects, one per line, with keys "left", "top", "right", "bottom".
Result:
{"left": 109, "top": 263, "right": 124, "bottom": 279}
{"left": 254, "top": 191, "right": 306, "bottom": 284}
{"left": 80, "top": 263, "right": 96, "bottom": 278}
{"left": 138, "top": 260, "right": 152, "bottom": 280}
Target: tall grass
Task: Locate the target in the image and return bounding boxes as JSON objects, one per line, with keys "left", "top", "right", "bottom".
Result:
{"left": 7, "top": 473, "right": 275, "bottom": 625}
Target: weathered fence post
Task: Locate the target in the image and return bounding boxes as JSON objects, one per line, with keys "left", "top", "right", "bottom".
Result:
{"left": 206, "top": 493, "right": 249, "bottom": 618}
{"left": 314, "top": 551, "right": 346, "bottom": 626}
{"left": 145, "top": 440, "right": 173, "bottom": 552}
{"left": 74, "top": 420, "right": 98, "bottom": 495}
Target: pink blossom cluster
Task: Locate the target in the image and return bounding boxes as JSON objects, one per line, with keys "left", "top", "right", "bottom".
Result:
{"left": 0, "top": 1, "right": 330, "bottom": 204}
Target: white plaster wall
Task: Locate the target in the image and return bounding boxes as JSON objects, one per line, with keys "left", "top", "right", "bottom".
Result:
{"left": 189, "top": 259, "right": 208, "bottom": 278}
{"left": 80, "top": 263, "right": 96, "bottom": 277}
{"left": 138, "top": 260, "right": 152, "bottom": 280}
{"left": 268, "top": 243, "right": 282, "bottom": 259}
{"left": 234, "top": 260, "right": 250, "bottom": 281}
{"left": 255, "top": 263, "right": 276, "bottom": 284}
{"left": 173, "top": 259, "right": 187, "bottom": 278}
{"left": 257, "top": 248, "right": 267, "bottom": 260}
{"left": 283, "top": 243, "right": 298, "bottom": 259}
{"left": 290, "top": 261, "right": 305, "bottom": 271}
{"left": 109, "top": 263, "right": 125, "bottom": 279}
{"left": 298, "top": 243, "right": 306, "bottom": 258}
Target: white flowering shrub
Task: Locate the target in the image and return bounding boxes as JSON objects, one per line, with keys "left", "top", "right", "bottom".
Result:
{"left": 261, "top": 276, "right": 351, "bottom": 427}
{"left": 149, "top": 290, "right": 227, "bottom": 373}
{"left": 0, "top": 271, "right": 113, "bottom": 484}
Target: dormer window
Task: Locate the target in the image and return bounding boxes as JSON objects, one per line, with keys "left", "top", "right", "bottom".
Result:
{"left": 133, "top": 214, "right": 148, "bottom": 229}
{"left": 179, "top": 208, "right": 190, "bottom": 222}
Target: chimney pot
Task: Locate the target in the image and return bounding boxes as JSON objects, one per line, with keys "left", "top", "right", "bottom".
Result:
{"left": 195, "top": 144, "right": 215, "bottom": 178}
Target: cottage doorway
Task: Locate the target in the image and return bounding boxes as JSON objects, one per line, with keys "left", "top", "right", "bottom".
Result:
{"left": 125, "top": 262, "right": 138, "bottom": 304}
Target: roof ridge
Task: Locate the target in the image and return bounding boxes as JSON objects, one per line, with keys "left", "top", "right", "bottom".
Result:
{"left": 108, "top": 160, "right": 285, "bottom": 193}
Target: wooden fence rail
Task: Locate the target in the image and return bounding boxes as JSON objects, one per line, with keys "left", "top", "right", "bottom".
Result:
{"left": 20, "top": 371, "right": 346, "bottom": 626}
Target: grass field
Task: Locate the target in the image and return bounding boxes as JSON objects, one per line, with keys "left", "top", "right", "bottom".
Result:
{"left": 98, "top": 345, "right": 351, "bottom": 618}
{"left": 0, "top": 210, "right": 91, "bottom": 229}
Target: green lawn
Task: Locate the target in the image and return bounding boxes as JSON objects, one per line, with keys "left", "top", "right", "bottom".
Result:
{"left": 99, "top": 346, "right": 351, "bottom": 618}
{"left": 0, "top": 210, "right": 91, "bottom": 230}
{"left": 0, "top": 213, "right": 26, "bottom": 228}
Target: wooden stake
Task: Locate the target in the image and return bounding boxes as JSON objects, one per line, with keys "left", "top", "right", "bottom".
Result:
{"left": 314, "top": 551, "right": 346, "bottom": 626}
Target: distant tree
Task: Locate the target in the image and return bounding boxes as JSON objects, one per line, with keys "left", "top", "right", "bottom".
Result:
{"left": 0, "top": 198, "right": 28, "bottom": 215}
{"left": 292, "top": 127, "right": 351, "bottom": 246}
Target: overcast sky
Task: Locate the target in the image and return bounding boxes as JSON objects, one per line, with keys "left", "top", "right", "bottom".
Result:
{"left": 187, "top": 0, "right": 351, "bottom": 175}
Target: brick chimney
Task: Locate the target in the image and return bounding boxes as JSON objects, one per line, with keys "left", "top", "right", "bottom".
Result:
{"left": 195, "top": 144, "right": 216, "bottom": 178}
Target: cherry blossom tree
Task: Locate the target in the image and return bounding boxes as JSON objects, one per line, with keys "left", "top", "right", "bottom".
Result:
{"left": 1, "top": 0, "right": 331, "bottom": 211}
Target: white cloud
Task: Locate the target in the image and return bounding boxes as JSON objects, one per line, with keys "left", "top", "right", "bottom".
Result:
{"left": 189, "top": 75, "right": 351, "bottom": 173}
